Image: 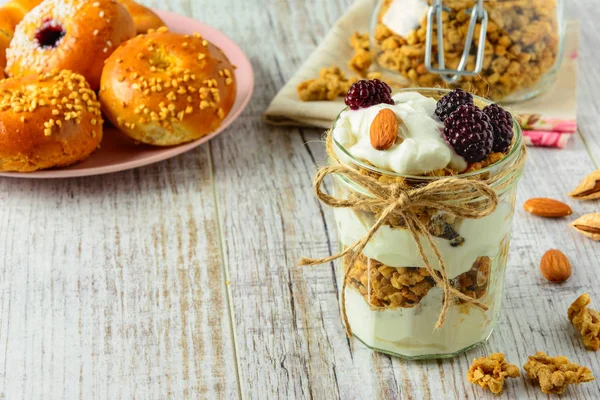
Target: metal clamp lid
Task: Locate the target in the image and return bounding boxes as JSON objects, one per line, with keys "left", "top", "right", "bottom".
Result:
{"left": 424, "top": 0, "right": 488, "bottom": 83}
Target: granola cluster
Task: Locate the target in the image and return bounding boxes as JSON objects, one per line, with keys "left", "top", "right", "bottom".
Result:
{"left": 297, "top": 66, "right": 357, "bottom": 102}
{"left": 467, "top": 353, "right": 520, "bottom": 394}
{"left": 344, "top": 251, "right": 494, "bottom": 309}
{"left": 357, "top": 150, "right": 507, "bottom": 185}
{"left": 523, "top": 351, "right": 595, "bottom": 394}
{"left": 345, "top": 252, "right": 436, "bottom": 308}
{"left": 374, "top": 0, "right": 560, "bottom": 100}
{"left": 568, "top": 293, "right": 600, "bottom": 351}
{"left": 349, "top": 32, "right": 372, "bottom": 76}
{"left": 454, "top": 256, "right": 491, "bottom": 300}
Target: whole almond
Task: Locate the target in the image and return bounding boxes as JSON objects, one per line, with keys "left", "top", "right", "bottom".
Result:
{"left": 370, "top": 108, "right": 398, "bottom": 151}
{"left": 523, "top": 198, "right": 572, "bottom": 217}
{"left": 540, "top": 249, "right": 571, "bottom": 283}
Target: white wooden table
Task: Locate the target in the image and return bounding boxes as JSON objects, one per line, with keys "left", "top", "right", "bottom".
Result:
{"left": 1, "top": 0, "right": 599, "bottom": 399}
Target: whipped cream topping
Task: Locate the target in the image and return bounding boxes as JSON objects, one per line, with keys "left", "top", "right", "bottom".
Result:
{"left": 382, "top": 0, "right": 429, "bottom": 38}
{"left": 332, "top": 92, "right": 467, "bottom": 175}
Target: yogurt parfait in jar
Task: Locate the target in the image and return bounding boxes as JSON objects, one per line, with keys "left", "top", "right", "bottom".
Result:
{"left": 302, "top": 80, "right": 526, "bottom": 359}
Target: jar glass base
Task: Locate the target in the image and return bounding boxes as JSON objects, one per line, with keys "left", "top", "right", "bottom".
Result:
{"left": 351, "top": 327, "right": 496, "bottom": 360}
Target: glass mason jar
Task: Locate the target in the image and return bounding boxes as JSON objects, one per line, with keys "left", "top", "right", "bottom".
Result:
{"left": 370, "top": 0, "right": 565, "bottom": 103}
{"left": 330, "top": 88, "right": 525, "bottom": 359}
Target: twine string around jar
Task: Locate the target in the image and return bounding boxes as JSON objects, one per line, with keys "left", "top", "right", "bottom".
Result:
{"left": 298, "top": 132, "right": 526, "bottom": 337}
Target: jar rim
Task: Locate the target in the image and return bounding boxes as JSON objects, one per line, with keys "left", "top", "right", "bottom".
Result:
{"left": 331, "top": 88, "right": 524, "bottom": 183}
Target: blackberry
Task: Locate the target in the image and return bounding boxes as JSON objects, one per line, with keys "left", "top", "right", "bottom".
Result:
{"left": 483, "top": 104, "right": 514, "bottom": 153}
{"left": 435, "top": 88, "right": 474, "bottom": 122}
{"left": 443, "top": 104, "right": 493, "bottom": 163}
{"left": 344, "top": 79, "right": 394, "bottom": 110}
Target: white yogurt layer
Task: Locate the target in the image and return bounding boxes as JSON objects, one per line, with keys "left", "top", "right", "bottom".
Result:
{"left": 334, "top": 201, "right": 513, "bottom": 278}
{"left": 382, "top": 0, "right": 429, "bottom": 38}
{"left": 332, "top": 92, "right": 467, "bottom": 175}
{"left": 344, "top": 272, "right": 505, "bottom": 357}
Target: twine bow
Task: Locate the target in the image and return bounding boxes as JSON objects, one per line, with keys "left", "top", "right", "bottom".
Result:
{"left": 298, "top": 133, "right": 525, "bottom": 337}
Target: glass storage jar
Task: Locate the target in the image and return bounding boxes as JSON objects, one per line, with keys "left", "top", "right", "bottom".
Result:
{"left": 370, "top": 0, "right": 565, "bottom": 102}
{"left": 331, "top": 88, "right": 526, "bottom": 359}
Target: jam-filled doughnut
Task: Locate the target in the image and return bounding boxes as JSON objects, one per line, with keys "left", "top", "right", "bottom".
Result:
{"left": 0, "top": 0, "right": 44, "bottom": 78}
{"left": 6, "top": 0, "right": 136, "bottom": 89}
{"left": 0, "top": 70, "right": 104, "bottom": 172}
{"left": 99, "top": 28, "right": 237, "bottom": 146}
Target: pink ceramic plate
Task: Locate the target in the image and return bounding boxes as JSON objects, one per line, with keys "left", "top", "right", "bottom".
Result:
{"left": 0, "top": 10, "right": 254, "bottom": 179}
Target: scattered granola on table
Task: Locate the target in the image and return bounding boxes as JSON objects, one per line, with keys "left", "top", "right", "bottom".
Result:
{"left": 523, "top": 351, "right": 594, "bottom": 394}
{"left": 467, "top": 353, "right": 520, "bottom": 394}
{"left": 297, "top": 66, "right": 357, "bottom": 101}
{"left": 568, "top": 293, "right": 600, "bottom": 351}
{"left": 349, "top": 31, "right": 372, "bottom": 76}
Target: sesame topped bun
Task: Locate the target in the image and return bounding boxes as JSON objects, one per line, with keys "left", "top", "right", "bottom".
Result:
{"left": 0, "top": 70, "right": 103, "bottom": 172}
{"left": 99, "top": 27, "right": 236, "bottom": 146}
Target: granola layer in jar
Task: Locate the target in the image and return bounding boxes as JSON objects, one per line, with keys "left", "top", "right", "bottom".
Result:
{"left": 329, "top": 88, "right": 525, "bottom": 358}
{"left": 370, "top": 0, "right": 565, "bottom": 102}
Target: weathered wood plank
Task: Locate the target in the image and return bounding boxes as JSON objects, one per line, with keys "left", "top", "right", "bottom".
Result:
{"left": 0, "top": 150, "right": 239, "bottom": 399}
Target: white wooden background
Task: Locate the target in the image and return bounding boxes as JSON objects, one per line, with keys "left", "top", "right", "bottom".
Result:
{"left": 0, "top": 0, "right": 599, "bottom": 399}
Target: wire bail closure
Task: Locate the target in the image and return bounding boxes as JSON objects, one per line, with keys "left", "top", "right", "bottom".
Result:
{"left": 424, "top": 0, "right": 488, "bottom": 84}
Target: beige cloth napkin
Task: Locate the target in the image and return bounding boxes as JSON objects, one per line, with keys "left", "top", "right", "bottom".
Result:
{"left": 264, "top": 0, "right": 580, "bottom": 147}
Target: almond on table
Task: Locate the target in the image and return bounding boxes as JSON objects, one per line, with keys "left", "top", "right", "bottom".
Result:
{"left": 539, "top": 249, "right": 571, "bottom": 283}
{"left": 523, "top": 198, "right": 572, "bottom": 217}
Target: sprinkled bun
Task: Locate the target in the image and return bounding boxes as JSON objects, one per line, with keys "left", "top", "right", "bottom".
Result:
{"left": 6, "top": 0, "right": 136, "bottom": 90}
{"left": 118, "top": 0, "right": 165, "bottom": 34}
{"left": 99, "top": 28, "right": 236, "bottom": 146}
{"left": 0, "top": 70, "right": 103, "bottom": 172}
